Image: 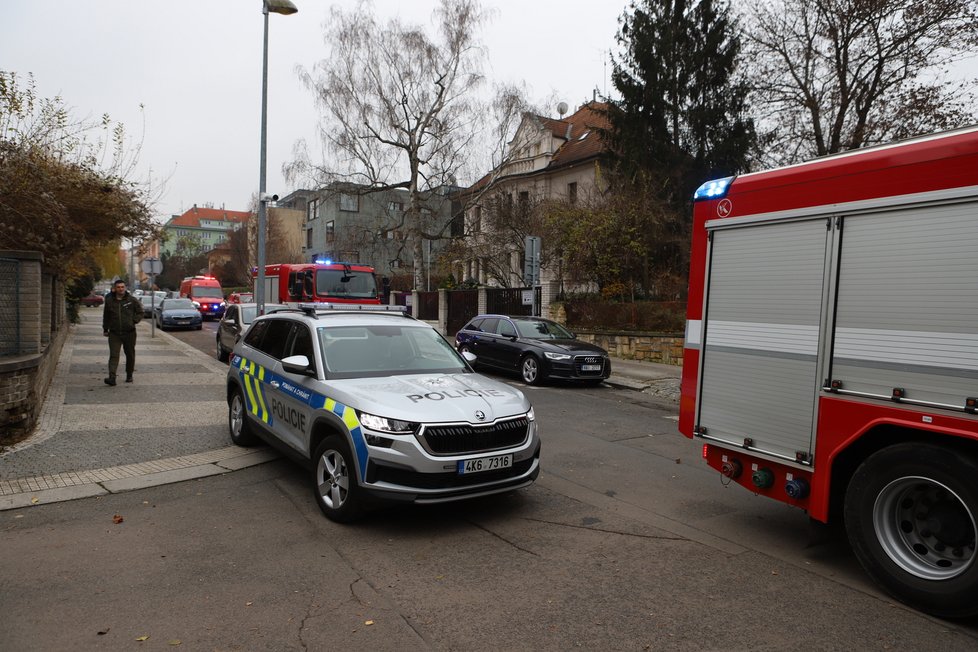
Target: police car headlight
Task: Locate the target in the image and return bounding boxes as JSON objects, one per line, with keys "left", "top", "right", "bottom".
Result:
{"left": 357, "top": 411, "right": 417, "bottom": 434}
{"left": 544, "top": 351, "right": 571, "bottom": 361}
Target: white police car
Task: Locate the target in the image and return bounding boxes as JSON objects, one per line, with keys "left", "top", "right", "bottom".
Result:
{"left": 226, "top": 304, "right": 540, "bottom": 522}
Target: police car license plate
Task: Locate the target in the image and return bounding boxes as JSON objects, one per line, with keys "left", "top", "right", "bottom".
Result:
{"left": 458, "top": 454, "right": 512, "bottom": 475}
{"left": 582, "top": 364, "right": 601, "bottom": 371}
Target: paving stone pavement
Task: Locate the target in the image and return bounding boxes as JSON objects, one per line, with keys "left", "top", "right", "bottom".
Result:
{"left": 0, "top": 310, "right": 277, "bottom": 509}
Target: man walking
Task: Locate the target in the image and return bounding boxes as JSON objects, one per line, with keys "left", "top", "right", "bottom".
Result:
{"left": 102, "top": 279, "right": 142, "bottom": 386}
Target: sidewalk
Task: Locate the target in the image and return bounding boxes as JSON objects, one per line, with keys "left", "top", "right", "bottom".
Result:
{"left": 0, "top": 310, "right": 679, "bottom": 510}
{"left": 0, "top": 310, "right": 276, "bottom": 510}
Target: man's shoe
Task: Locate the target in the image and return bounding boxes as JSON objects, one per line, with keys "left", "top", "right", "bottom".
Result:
{"left": 104, "top": 377, "right": 116, "bottom": 386}
{"left": 125, "top": 375, "right": 133, "bottom": 383}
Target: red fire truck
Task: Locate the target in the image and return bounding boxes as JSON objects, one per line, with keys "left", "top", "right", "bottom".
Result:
{"left": 681, "top": 127, "right": 978, "bottom": 617}
{"left": 257, "top": 261, "right": 380, "bottom": 305}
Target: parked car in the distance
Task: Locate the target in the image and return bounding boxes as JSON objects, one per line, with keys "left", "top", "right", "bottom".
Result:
{"left": 226, "top": 292, "right": 254, "bottom": 304}
{"left": 154, "top": 297, "right": 203, "bottom": 331}
{"left": 80, "top": 293, "right": 104, "bottom": 307}
{"left": 137, "top": 294, "right": 160, "bottom": 318}
{"left": 216, "top": 302, "right": 286, "bottom": 362}
{"left": 455, "top": 314, "right": 611, "bottom": 386}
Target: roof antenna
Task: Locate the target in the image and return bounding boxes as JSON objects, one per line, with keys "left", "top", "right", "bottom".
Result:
{"left": 557, "top": 101, "right": 568, "bottom": 118}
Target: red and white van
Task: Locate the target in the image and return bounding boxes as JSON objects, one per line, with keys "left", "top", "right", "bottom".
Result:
{"left": 179, "top": 275, "right": 226, "bottom": 320}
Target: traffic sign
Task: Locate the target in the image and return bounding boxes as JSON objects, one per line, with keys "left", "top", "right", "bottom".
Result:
{"left": 140, "top": 257, "right": 163, "bottom": 275}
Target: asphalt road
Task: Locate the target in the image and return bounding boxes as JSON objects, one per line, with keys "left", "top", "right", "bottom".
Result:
{"left": 3, "top": 321, "right": 977, "bottom": 650}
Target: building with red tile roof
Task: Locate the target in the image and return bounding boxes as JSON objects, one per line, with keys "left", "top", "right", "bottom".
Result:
{"left": 158, "top": 204, "right": 251, "bottom": 258}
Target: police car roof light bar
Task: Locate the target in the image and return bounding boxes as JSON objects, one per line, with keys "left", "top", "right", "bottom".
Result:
{"left": 296, "top": 303, "right": 410, "bottom": 318}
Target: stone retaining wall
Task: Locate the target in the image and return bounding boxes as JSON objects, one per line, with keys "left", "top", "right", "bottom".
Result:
{"left": 572, "top": 330, "right": 684, "bottom": 366}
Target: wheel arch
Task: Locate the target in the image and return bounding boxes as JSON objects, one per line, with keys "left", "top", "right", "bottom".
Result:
{"left": 827, "top": 423, "right": 978, "bottom": 526}
{"left": 308, "top": 413, "right": 366, "bottom": 482}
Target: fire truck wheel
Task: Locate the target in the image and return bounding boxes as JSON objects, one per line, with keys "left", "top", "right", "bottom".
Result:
{"left": 845, "top": 443, "right": 978, "bottom": 618}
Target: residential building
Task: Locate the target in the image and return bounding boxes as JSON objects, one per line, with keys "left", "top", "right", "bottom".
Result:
{"left": 159, "top": 205, "right": 251, "bottom": 258}
{"left": 298, "top": 184, "right": 460, "bottom": 286}
{"left": 458, "top": 101, "right": 611, "bottom": 289}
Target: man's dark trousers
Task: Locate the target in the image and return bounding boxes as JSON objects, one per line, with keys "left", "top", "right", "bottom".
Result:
{"left": 108, "top": 330, "right": 137, "bottom": 380}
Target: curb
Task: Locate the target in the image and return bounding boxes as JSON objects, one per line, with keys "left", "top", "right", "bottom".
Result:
{"left": 0, "top": 447, "right": 279, "bottom": 511}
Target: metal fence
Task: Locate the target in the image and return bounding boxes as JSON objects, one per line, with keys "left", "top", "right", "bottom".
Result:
{"left": 486, "top": 287, "right": 539, "bottom": 317}
{"left": 416, "top": 291, "right": 439, "bottom": 320}
{"left": 446, "top": 289, "right": 478, "bottom": 337}
{"left": 0, "top": 258, "right": 20, "bottom": 355}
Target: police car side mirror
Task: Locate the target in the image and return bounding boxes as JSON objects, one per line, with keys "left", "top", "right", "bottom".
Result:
{"left": 282, "top": 354, "right": 315, "bottom": 377}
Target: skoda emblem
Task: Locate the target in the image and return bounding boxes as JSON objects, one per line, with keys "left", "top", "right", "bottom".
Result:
{"left": 475, "top": 410, "right": 486, "bottom": 421}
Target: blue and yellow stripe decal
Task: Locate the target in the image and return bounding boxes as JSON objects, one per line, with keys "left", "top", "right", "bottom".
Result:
{"left": 237, "top": 356, "right": 270, "bottom": 424}
{"left": 232, "top": 354, "right": 369, "bottom": 472}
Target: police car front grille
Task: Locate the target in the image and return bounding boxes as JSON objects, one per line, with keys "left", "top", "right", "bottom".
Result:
{"left": 421, "top": 417, "right": 529, "bottom": 455}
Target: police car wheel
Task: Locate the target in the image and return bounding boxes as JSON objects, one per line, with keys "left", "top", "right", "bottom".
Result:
{"left": 312, "top": 436, "right": 364, "bottom": 523}
{"left": 228, "top": 388, "right": 260, "bottom": 447}
{"left": 521, "top": 355, "right": 542, "bottom": 385}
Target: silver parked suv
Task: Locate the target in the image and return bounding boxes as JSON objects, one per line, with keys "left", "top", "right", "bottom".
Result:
{"left": 226, "top": 304, "right": 541, "bottom": 522}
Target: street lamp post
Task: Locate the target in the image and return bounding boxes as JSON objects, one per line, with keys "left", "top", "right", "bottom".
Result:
{"left": 256, "top": 0, "right": 298, "bottom": 317}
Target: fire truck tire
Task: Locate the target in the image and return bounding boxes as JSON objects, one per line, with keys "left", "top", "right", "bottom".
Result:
{"left": 844, "top": 443, "right": 978, "bottom": 618}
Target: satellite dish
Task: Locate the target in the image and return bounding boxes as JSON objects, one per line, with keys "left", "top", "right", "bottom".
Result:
{"left": 557, "top": 102, "right": 568, "bottom": 117}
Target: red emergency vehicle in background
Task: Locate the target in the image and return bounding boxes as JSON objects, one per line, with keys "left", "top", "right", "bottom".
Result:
{"left": 179, "top": 275, "right": 226, "bottom": 320}
{"left": 257, "top": 261, "right": 380, "bottom": 305}
{"left": 681, "top": 127, "right": 978, "bottom": 617}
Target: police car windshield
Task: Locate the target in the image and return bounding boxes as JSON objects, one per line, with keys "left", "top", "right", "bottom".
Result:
{"left": 315, "top": 270, "right": 377, "bottom": 299}
{"left": 318, "top": 324, "right": 468, "bottom": 377}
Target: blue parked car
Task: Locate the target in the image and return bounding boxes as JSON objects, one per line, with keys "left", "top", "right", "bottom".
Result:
{"left": 154, "top": 298, "right": 203, "bottom": 331}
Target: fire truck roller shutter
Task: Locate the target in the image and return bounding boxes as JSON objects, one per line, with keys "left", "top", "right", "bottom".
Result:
{"left": 831, "top": 201, "right": 978, "bottom": 408}
{"left": 698, "top": 217, "right": 831, "bottom": 462}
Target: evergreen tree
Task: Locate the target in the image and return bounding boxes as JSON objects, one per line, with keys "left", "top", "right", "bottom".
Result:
{"left": 605, "top": 0, "right": 754, "bottom": 206}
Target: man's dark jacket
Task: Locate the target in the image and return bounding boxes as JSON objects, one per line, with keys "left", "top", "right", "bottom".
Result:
{"left": 102, "top": 292, "right": 143, "bottom": 333}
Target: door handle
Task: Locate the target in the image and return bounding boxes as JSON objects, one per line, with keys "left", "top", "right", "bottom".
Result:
{"left": 270, "top": 380, "right": 280, "bottom": 389}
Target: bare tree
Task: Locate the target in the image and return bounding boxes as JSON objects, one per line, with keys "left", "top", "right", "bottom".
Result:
{"left": 0, "top": 71, "right": 160, "bottom": 281}
{"left": 291, "top": 0, "right": 502, "bottom": 289}
{"left": 745, "top": 0, "right": 978, "bottom": 165}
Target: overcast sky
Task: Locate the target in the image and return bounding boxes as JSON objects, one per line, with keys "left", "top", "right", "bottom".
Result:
{"left": 3, "top": 1, "right": 975, "bottom": 226}
{"left": 2, "top": 0, "right": 625, "bottom": 223}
